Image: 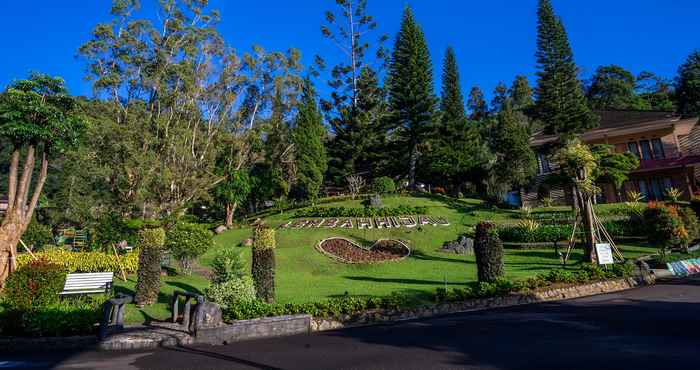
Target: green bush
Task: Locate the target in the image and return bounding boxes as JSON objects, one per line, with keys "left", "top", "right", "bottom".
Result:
{"left": 211, "top": 248, "right": 246, "bottom": 284}
{"left": 294, "top": 205, "right": 428, "bottom": 218}
{"left": 165, "top": 222, "right": 213, "bottom": 275}
{"left": 22, "top": 220, "right": 53, "bottom": 250}
{"left": 474, "top": 221, "right": 504, "bottom": 283}
{"left": 4, "top": 259, "right": 67, "bottom": 311}
{"left": 205, "top": 276, "right": 257, "bottom": 309}
{"left": 135, "top": 227, "right": 165, "bottom": 306}
{"left": 0, "top": 295, "right": 105, "bottom": 337}
{"left": 678, "top": 206, "right": 700, "bottom": 241}
{"left": 643, "top": 204, "right": 689, "bottom": 249}
{"left": 373, "top": 177, "right": 396, "bottom": 194}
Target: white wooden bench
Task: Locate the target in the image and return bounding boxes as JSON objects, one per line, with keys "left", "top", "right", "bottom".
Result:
{"left": 59, "top": 272, "right": 114, "bottom": 296}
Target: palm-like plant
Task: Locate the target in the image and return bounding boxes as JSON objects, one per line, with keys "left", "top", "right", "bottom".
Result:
{"left": 665, "top": 187, "right": 683, "bottom": 204}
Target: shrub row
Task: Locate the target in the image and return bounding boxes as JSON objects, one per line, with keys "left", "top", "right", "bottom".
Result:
{"left": 498, "top": 219, "right": 645, "bottom": 243}
{"left": 0, "top": 296, "right": 105, "bottom": 337}
{"left": 222, "top": 292, "right": 411, "bottom": 322}
{"left": 435, "top": 264, "right": 633, "bottom": 303}
{"left": 17, "top": 248, "right": 139, "bottom": 274}
{"left": 294, "top": 205, "right": 428, "bottom": 218}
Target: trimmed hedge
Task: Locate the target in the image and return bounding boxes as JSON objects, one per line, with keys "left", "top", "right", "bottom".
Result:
{"left": 474, "top": 221, "right": 504, "bottom": 283}
{"left": 165, "top": 221, "right": 213, "bottom": 275}
{"left": 135, "top": 228, "right": 166, "bottom": 306}
{"left": 294, "top": 205, "right": 428, "bottom": 218}
{"left": 4, "top": 259, "right": 67, "bottom": 311}
{"left": 435, "top": 263, "right": 634, "bottom": 304}
{"left": 252, "top": 227, "right": 276, "bottom": 303}
{"left": 0, "top": 296, "right": 105, "bottom": 337}
{"left": 17, "top": 249, "right": 139, "bottom": 274}
{"left": 498, "top": 218, "right": 645, "bottom": 243}
{"left": 223, "top": 292, "right": 411, "bottom": 322}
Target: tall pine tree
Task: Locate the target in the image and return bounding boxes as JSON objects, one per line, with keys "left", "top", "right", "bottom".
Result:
{"left": 426, "top": 47, "right": 489, "bottom": 191}
{"left": 510, "top": 75, "right": 534, "bottom": 111}
{"left": 487, "top": 103, "right": 537, "bottom": 200}
{"left": 292, "top": 79, "right": 327, "bottom": 201}
{"left": 467, "top": 86, "right": 488, "bottom": 121}
{"left": 387, "top": 7, "right": 438, "bottom": 186}
{"left": 534, "top": 0, "right": 596, "bottom": 138}
{"left": 675, "top": 51, "right": 700, "bottom": 118}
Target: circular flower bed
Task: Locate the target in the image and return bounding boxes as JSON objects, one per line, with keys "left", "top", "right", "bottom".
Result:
{"left": 317, "top": 237, "right": 410, "bottom": 264}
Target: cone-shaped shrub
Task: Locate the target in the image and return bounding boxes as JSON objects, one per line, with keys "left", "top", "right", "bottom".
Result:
{"left": 474, "top": 221, "right": 504, "bottom": 283}
{"left": 135, "top": 227, "right": 166, "bottom": 306}
{"left": 251, "top": 226, "right": 276, "bottom": 303}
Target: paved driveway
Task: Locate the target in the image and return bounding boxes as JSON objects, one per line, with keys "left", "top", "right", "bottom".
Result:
{"left": 4, "top": 277, "right": 700, "bottom": 370}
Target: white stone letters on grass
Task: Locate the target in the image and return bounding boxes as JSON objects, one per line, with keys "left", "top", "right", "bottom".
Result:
{"left": 279, "top": 215, "right": 448, "bottom": 230}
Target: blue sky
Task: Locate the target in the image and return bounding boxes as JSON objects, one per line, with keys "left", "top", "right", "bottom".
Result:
{"left": 0, "top": 0, "right": 698, "bottom": 101}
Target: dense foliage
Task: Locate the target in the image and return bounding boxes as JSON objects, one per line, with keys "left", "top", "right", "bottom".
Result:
{"left": 4, "top": 259, "right": 67, "bottom": 311}
{"left": 205, "top": 275, "right": 257, "bottom": 310}
{"left": 22, "top": 220, "right": 53, "bottom": 250}
{"left": 373, "top": 177, "right": 396, "bottom": 194}
{"left": 534, "top": 0, "right": 597, "bottom": 138}
{"left": 474, "top": 221, "right": 504, "bottom": 283}
{"left": 643, "top": 203, "right": 690, "bottom": 249}
{"left": 675, "top": 51, "right": 700, "bottom": 117}
{"left": 252, "top": 227, "right": 276, "bottom": 303}
{"left": 17, "top": 249, "right": 139, "bottom": 274}
{"left": 0, "top": 295, "right": 104, "bottom": 337}
{"left": 210, "top": 248, "right": 246, "bottom": 284}
{"left": 134, "top": 228, "right": 165, "bottom": 306}
{"left": 386, "top": 7, "right": 439, "bottom": 185}
{"left": 165, "top": 222, "right": 213, "bottom": 275}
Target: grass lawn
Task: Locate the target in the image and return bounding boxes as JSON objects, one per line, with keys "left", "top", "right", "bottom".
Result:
{"left": 117, "top": 195, "right": 657, "bottom": 323}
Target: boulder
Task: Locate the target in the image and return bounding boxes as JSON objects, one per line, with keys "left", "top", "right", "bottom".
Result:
{"left": 198, "top": 302, "right": 223, "bottom": 329}
{"left": 214, "top": 225, "right": 228, "bottom": 234}
{"left": 441, "top": 236, "right": 474, "bottom": 255}
{"left": 242, "top": 238, "right": 253, "bottom": 247}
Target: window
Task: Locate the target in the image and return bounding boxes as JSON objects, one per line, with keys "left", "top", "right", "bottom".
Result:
{"left": 651, "top": 138, "right": 665, "bottom": 159}
{"left": 639, "top": 140, "right": 653, "bottom": 160}
{"left": 627, "top": 142, "right": 640, "bottom": 158}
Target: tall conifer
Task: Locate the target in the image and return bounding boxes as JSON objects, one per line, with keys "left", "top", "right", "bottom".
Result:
{"left": 387, "top": 7, "right": 438, "bottom": 186}
{"left": 534, "top": 0, "right": 596, "bottom": 138}
{"left": 292, "top": 79, "right": 327, "bottom": 201}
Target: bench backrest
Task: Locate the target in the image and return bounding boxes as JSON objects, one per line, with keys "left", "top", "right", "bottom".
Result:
{"left": 60, "top": 272, "right": 114, "bottom": 295}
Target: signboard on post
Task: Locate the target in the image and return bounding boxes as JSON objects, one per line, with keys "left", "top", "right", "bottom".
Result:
{"left": 595, "top": 243, "right": 614, "bottom": 265}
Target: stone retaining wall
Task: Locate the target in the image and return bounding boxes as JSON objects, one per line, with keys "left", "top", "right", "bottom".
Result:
{"left": 311, "top": 278, "right": 642, "bottom": 332}
{"left": 195, "top": 315, "right": 311, "bottom": 346}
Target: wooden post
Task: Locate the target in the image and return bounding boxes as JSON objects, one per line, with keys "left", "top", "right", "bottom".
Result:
{"left": 112, "top": 244, "right": 128, "bottom": 281}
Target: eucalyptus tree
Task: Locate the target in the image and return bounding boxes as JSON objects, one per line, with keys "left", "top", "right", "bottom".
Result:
{"left": 79, "top": 0, "right": 302, "bottom": 219}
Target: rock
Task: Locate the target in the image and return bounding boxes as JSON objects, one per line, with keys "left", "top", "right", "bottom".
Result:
{"left": 369, "top": 194, "right": 383, "bottom": 209}
{"left": 441, "top": 235, "right": 474, "bottom": 255}
{"left": 198, "top": 302, "right": 223, "bottom": 329}
{"left": 242, "top": 238, "right": 253, "bottom": 247}
{"left": 214, "top": 225, "right": 228, "bottom": 234}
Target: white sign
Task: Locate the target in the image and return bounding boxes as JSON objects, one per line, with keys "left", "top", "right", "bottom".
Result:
{"left": 595, "top": 243, "right": 614, "bottom": 265}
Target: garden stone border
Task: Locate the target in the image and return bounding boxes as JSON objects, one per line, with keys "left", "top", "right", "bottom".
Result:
{"left": 316, "top": 237, "right": 411, "bottom": 264}
{"left": 310, "top": 277, "right": 650, "bottom": 332}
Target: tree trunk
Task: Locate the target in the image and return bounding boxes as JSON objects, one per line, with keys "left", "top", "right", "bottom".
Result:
{"left": 225, "top": 202, "right": 235, "bottom": 228}
{"left": 581, "top": 197, "right": 597, "bottom": 263}
{"left": 0, "top": 214, "right": 22, "bottom": 287}
{"left": 0, "top": 145, "right": 49, "bottom": 288}
{"left": 408, "top": 144, "right": 419, "bottom": 187}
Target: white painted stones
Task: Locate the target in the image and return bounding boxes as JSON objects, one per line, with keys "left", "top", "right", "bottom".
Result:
{"left": 278, "top": 215, "right": 448, "bottom": 230}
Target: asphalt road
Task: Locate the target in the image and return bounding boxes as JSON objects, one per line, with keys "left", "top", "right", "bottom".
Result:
{"left": 4, "top": 277, "right": 700, "bottom": 370}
